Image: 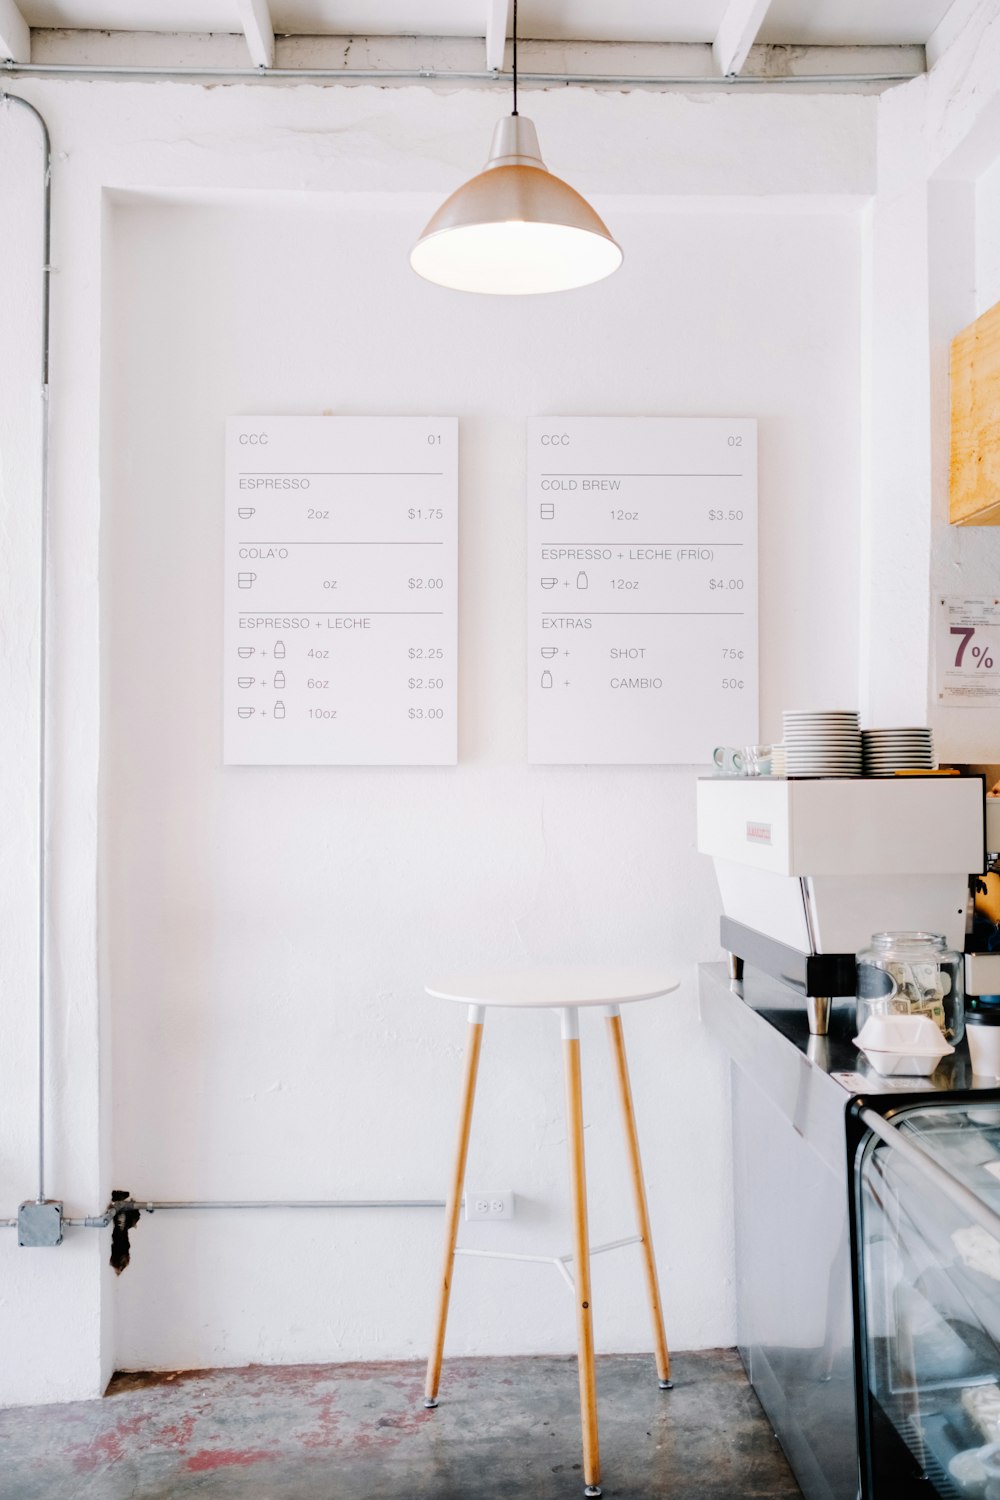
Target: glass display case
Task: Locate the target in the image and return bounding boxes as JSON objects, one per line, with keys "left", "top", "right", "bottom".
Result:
{"left": 854, "top": 1100, "right": 1000, "bottom": 1499}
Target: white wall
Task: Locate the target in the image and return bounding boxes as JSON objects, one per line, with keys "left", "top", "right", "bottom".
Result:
{"left": 104, "top": 193, "right": 863, "bottom": 1373}
{"left": 977, "top": 155, "right": 1000, "bottom": 306}
{"left": 3, "top": 77, "right": 873, "bottom": 1400}
{"left": 863, "top": 3, "right": 1000, "bottom": 754}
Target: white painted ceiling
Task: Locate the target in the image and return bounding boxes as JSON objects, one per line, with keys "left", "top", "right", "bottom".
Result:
{"left": 16, "top": 0, "right": 959, "bottom": 47}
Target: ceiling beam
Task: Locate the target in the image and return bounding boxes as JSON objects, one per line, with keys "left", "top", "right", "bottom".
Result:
{"left": 485, "top": 0, "right": 510, "bottom": 73}
{"left": 236, "top": 0, "right": 274, "bottom": 69}
{"left": 926, "top": 0, "right": 970, "bottom": 69}
{"left": 0, "top": 0, "right": 29, "bottom": 64}
{"left": 9, "top": 31, "right": 925, "bottom": 87}
{"left": 713, "top": 0, "right": 773, "bottom": 77}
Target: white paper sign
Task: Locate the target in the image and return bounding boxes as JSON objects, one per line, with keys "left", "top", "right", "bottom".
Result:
{"left": 936, "top": 596, "right": 1000, "bottom": 707}
{"left": 830, "top": 1071, "right": 941, "bottom": 1095}
{"left": 225, "top": 416, "right": 457, "bottom": 765}
{"left": 527, "top": 417, "right": 758, "bottom": 764}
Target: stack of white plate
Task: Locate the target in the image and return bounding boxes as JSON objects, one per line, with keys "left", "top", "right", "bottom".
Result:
{"left": 770, "top": 745, "right": 787, "bottom": 777}
{"left": 862, "top": 727, "right": 936, "bottom": 776}
{"left": 782, "top": 710, "right": 862, "bottom": 777}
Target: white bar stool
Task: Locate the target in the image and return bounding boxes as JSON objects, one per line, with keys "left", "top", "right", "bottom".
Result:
{"left": 422, "top": 965, "right": 680, "bottom": 1499}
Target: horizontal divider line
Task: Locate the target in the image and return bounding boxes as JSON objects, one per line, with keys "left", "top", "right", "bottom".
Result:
{"left": 537, "top": 541, "right": 744, "bottom": 546}
{"left": 236, "top": 541, "right": 445, "bottom": 545}
{"left": 238, "top": 471, "right": 444, "bottom": 477}
{"left": 237, "top": 610, "right": 445, "bottom": 615}
{"left": 539, "top": 472, "right": 743, "bottom": 478}
{"left": 540, "top": 611, "right": 746, "bottom": 616}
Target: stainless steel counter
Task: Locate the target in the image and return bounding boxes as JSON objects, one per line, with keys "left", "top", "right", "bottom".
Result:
{"left": 699, "top": 959, "right": 989, "bottom": 1097}
{"left": 699, "top": 961, "right": 1000, "bottom": 1500}
{"left": 700, "top": 962, "right": 856, "bottom": 1182}
{"left": 700, "top": 962, "right": 859, "bottom": 1500}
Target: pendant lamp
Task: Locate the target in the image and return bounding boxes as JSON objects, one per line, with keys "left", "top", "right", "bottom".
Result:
{"left": 410, "top": 2, "right": 621, "bottom": 295}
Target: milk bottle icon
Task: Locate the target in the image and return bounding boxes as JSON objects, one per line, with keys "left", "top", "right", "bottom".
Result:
{"left": 540, "top": 670, "right": 553, "bottom": 689}
{"left": 274, "top": 640, "right": 286, "bottom": 659}
{"left": 274, "top": 700, "right": 286, "bottom": 720}
{"left": 273, "top": 670, "right": 286, "bottom": 690}
{"left": 576, "top": 571, "right": 589, "bottom": 590}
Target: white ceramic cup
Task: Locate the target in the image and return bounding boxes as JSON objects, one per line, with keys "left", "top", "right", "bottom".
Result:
{"left": 966, "top": 1013, "right": 1000, "bottom": 1077}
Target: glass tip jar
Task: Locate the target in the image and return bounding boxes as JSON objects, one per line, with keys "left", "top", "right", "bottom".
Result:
{"left": 855, "top": 931, "right": 965, "bottom": 1043}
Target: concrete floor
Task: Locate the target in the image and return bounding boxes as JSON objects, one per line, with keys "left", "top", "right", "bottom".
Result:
{"left": 0, "top": 1349, "right": 803, "bottom": 1500}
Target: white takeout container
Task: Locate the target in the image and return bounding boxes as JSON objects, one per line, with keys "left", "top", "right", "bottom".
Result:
{"left": 854, "top": 1013, "right": 954, "bottom": 1076}
{"left": 854, "top": 1047, "right": 950, "bottom": 1076}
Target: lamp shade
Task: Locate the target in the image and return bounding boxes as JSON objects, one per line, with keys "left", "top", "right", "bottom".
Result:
{"left": 410, "top": 116, "right": 622, "bottom": 295}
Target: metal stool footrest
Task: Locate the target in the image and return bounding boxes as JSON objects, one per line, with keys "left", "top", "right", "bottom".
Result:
{"left": 454, "top": 1234, "right": 642, "bottom": 1293}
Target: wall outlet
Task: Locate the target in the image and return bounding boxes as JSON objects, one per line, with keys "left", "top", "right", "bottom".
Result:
{"left": 465, "top": 1189, "right": 514, "bottom": 1222}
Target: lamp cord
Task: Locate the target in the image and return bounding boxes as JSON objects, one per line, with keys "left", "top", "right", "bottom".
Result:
{"left": 512, "top": 0, "right": 518, "bottom": 115}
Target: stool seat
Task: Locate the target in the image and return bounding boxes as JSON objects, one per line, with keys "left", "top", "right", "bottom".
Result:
{"left": 425, "top": 965, "right": 679, "bottom": 1010}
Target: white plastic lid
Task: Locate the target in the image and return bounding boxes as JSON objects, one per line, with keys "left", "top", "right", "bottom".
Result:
{"left": 854, "top": 1014, "right": 954, "bottom": 1056}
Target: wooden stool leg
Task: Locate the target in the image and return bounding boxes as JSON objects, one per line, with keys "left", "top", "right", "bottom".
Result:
{"left": 424, "top": 1004, "right": 485, "bottom": 1408}
{"left": 605, "top": 1006, "right": 672, "bottom": 1388}
{"left": 562, "top": 1008, "right": 602, "bottom": 1498}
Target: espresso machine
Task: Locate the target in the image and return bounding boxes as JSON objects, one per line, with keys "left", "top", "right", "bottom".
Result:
{"left": 696, "top": 775, "right": 999, "bottom": 1033}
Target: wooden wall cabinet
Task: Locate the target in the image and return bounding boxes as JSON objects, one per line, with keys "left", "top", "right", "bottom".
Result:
{"left": 950, "top": 297, "right": 1000, "bottom": 525}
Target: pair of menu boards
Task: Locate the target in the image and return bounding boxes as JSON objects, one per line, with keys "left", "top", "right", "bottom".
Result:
{"left": 224, "top": 414, "right": 758, "bottom": 767}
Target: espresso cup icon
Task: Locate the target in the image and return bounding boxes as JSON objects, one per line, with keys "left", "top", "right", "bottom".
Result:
{"left": 237, "top": 706, "right": 254, "bottom": 719}
{"left": 238, "top": 572, "right": 256, "bottom": 589}
{"left": 238, "top": 507, "right": 255, "bottom": 520}
{"left": 541, "top": 646, "right": 558, "bottom": 659}
{"left": 237, "top": 646, "right": 254, "bottom": 659}
{"left": 540, "top": 577, "right": 558, "bottom": 590}
{"left": 237, "top": 676, "right": 255, "bottom": 689}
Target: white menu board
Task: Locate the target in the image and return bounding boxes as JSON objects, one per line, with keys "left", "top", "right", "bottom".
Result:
{"left": 225, "top": 416, "right": 458, "bottom": 766}
{"left": 527, "top": 417, "right": 758, "bottom": 764}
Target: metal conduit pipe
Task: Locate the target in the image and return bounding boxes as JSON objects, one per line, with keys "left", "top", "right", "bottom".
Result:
{"left": 1, "top": 91, "right": 52, "bottom": 1210}
{"left": 1, "top": 1216, "right": 106, "bottom": 1227}
{"left": 2, "top": 62, "right": 920, "bottom": 86}
{"left": 1, "top": 1198, "right": 446, "bottom": 1228}
{"left": 0, "top": 65, "right": 908, "bottom": 1236}
{"left": 118, "top": 1198, "right": 447, "bottom": 1213}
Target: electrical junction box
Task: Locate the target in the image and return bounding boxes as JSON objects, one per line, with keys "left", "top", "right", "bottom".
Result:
{"left": 18, "top": 1200, "right": 64, "bottom": 1247}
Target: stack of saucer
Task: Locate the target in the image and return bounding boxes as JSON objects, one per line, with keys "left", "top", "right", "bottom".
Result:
{"left": 782, "top": 709, "right": 862, "bottom": 777}
{"left": 862, "top": 727, "right": 936, "bottom": 776}
{"left": 770, "top": 745, "right": 787, "bottom": 777}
